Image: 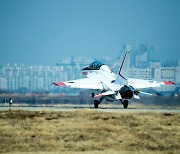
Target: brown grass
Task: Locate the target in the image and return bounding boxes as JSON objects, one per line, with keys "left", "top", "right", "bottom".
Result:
{"left": 0, "top": 110, "right": 180, "bottom": 154}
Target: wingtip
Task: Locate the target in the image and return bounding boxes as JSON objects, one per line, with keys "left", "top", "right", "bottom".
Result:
{"left": 163, "top": 81, "right": 176, "bottom": 85}
{"left": 53, "top": 82, "right": 66, "bottom": 86}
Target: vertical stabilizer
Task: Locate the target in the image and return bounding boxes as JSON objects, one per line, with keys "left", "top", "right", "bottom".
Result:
{"left": 116, "top": 50, "right": 130, "bottom": 84}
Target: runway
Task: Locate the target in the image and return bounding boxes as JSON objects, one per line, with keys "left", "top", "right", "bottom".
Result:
{"left": 0, "top": 104, "right": 180, "bottom": 113}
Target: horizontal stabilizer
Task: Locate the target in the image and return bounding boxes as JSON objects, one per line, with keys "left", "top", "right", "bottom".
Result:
{"left": 139, "top": 91, "right": 157, "bottom": 96}
{"left": 133, "top": 94, "right": 140, "bottom": 99}
{"left": 94, "top": 91, "right": 115, "bottom": 98}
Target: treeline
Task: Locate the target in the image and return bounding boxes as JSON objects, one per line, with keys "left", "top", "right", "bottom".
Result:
{"left": 0, "top": 92, "right": 179, "bottom": 106}
{"left": 0, "top": 92, "right": 93, "bottom": 105}
{"left": 137, "top": 94, "right": 180, "bottom": 106}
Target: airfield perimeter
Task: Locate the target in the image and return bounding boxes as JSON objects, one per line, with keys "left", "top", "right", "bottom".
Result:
{"left": 0, "top": 104, "right": 180, "bottom": 154}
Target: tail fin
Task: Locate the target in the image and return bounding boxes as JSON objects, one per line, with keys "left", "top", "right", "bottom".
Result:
{"left": 117, "top": 50, "right": 130, "bottom": 84}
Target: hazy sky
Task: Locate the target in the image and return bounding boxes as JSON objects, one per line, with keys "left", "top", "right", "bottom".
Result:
{"left": 0, "top": 0, "right": 180, "bottom": 65}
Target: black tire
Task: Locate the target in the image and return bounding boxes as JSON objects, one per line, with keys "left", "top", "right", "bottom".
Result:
{"left": 123, "top": 100, "right": 128, "bottom": 109}
{"left": 94, "top": 100, "right": 99, "bottom": 108}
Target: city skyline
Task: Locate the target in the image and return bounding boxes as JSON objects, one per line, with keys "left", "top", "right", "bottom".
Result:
{"left": 0, "top": 50, "right": 179, "bottom": 93}
{"left": 0, "top": 0, "right": 180, "bottom": 65}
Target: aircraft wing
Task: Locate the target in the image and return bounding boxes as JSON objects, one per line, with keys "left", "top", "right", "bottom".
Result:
{"left": 128, "top": 78, "right": 175, "bottom": 89}
{"left": 53, "top": 74, "right": 103, "bottom": 90}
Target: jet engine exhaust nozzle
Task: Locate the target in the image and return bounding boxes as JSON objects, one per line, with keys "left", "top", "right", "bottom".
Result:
{"left": 119, "top": 85, "right": 133, "bottom": 99}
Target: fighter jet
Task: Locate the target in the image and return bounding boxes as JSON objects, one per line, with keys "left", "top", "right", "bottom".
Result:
{"left": 53, "top": 50, "right": 175, "bottom": 108}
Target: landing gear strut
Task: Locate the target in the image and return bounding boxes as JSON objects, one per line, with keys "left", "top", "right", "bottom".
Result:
{"left": 94, "top": 97, "right": 103, "bottom": 108}
{"left": 94, "top": 100, "right": 99, "bottom": 108}
{"left": 122, "top": 100, "right": 128, "bottom": 109}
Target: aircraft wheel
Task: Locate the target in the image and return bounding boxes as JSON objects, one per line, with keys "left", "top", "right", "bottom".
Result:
{"left": 123, "top": 100, "right": 128, "bottom": 109}
{"left": 94, "top": 100, "right": 99, "bottom": 108}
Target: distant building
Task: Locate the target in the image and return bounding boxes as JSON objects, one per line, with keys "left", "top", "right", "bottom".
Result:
{"left": 119, "top": 44, "right": 153, "bottom": 68}
{"left": 0, "top": 64, "right": 65, "bottom": 91}
{"left": 176, "top": 66, "right": 180, "bottom": 84}
{"left": 129, "top": 68, "right": 152, "bottom": 80}
{"left": 0, "top": 77, "right": 7, "bottom": 89}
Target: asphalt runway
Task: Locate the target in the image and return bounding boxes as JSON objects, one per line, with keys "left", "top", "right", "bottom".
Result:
{"left": 0, "top": 105, "right": 180, "bottom": 113}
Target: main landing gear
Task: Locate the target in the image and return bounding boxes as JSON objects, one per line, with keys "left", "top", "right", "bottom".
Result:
{"left": 93, "top": 94, "right": 129, "bottom": 109}
{"left": 94, "top": 97, "right": 103, "bottom": 108}
{"left": 122, "top": 100, "right": 128, "bottom": 109}
{"left": 94, "top": 100, "right": 99, "bottom": 108}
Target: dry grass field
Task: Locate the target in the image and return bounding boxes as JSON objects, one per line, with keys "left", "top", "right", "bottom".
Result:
{"left": 0, "top": 109, "right": 180, "bottom": 154}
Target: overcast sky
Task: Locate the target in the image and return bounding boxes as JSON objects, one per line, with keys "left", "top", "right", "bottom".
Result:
{"left": 0, "top": 0, "right": 180, "bottom": 65}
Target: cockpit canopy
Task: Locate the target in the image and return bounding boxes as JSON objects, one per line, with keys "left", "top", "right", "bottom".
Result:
{"left": 89, "top": 61, "right": 104, "bottom": 70}
{"left": 82, "top": 61, "right": 104, "bottom": 70}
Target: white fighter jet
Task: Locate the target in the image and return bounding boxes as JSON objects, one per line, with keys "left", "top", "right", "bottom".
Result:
{"left": 53, "top": 50, "right": 175, "bottom": 108}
